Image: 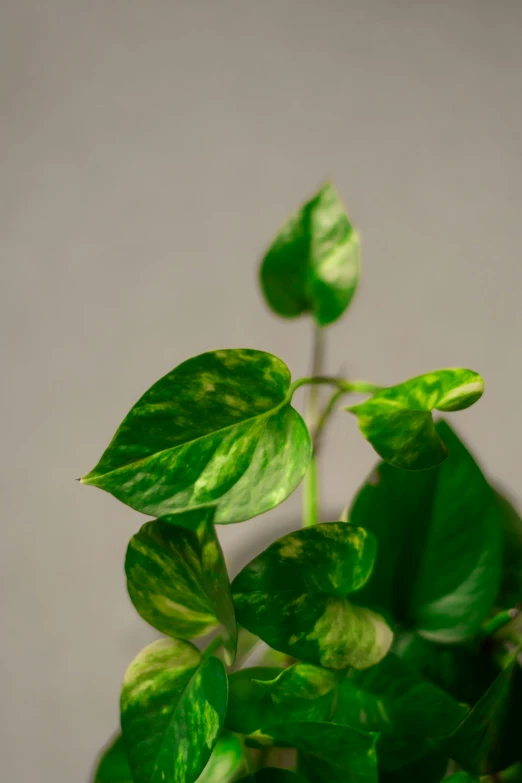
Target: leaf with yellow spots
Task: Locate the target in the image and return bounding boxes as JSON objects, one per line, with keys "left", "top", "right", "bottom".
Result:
{"left": 246, "top": 721, "right": 379, "bottom": 783}
{"left": 120, "top": 638, "right": 227, "bottom": 783}
{"left": 232, "top": 523, "right": 392, "bottom": 670}
{"left": 195, "top": 731, "right": 245, "bottom": 783}
{"left": 81, "top": 349, "right": 311, "bottom": 523}
{"left": 92, "top": 733, "right": 132, "bottom": 783}
{"left": 259, "top": 182, "right": 360, "bottom": 327}
{"left": 346, "top": 368, "right": 484, "bottom": 470}
{"left": 125, "top": 508, "right": 237, "bottom": 665}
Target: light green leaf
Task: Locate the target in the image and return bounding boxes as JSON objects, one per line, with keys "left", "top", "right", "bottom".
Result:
{"left": 438, "top": 648, "right": 522, "bottom": 774}
{"left": 349, "top": 421, "right": 502, "bottom": 642}
{"left": 260, "top": 183, "right": 360, "bottom": 327}
{"left": 226, "top": 663, "right": 340, "bottom": 735}
{"left": 195, "top": 731, "right": 245, "bottom": 783}
{"left": 126, "top": 508, "right": 237, "bottom": 664}
{"left": 92, "top": 734, "right": 132, "bottom": 783}
{"left": 247, "top": 722, "right": 378, "bottom": 783}
{"left": 81, "top": 349, "right": 311, "bottom": 523}
{"left": 232, "top": 523, "right": 392, "bottom": 669}
{"left": 120, "top": 638, "right": 227, "bottom": 783}
{"left": 346, "top": 369, "right": 484, "bottom": 470}
{"left": 331, "top": 652, "right": 466, "bottom": 770}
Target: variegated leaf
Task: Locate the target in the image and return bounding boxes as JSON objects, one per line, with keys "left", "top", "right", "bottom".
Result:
{"left": 232, "top": 523, "right": 392, "bottom": 670}
{"left": 247, "top": 722, "right": 378, "bottom": 783}
{"left": 126, "top": 508, "right": 237, "bottom": 664}
{"left": 346, "top": 369, "right": 484, "bottom": 470}
{"left": 260, "top": 182, "right": 360, "bottom": 327}
{"left": 195, "top": 731, "right": 245, "bottom": 783}
{"left": 120, "top": 638, "right": 227, "bottom": 783}
{"left": 81, "top": 349, "right": 311, "bottom": 522}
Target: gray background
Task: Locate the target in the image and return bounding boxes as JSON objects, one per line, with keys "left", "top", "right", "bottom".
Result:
{"left": 1, "top": 1, "right": 521, "bottom": 780}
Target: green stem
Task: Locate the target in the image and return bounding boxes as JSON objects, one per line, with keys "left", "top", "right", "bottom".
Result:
{"left": 202, "top": 634, "right": 223, "bottom": 660}
{"left": 303, "top": 326, "right": 324, "bottom": 527}
{"left": 482, "top": 608, "right": 520, "bottom": 637}
{"left": 313, "top": 387, "right": 346, "bottom": 454}
{"left": 288, "top": 376, "right": 381, "bottom": 398}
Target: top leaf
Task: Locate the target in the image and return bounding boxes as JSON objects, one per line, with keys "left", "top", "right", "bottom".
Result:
{"left": 260, "top": 183, "right": 360, "bottom": 327}
{"left": 347, "top": 368, "right": 484, "bottom": 470}
{"left": 81, "top": 349, "right": 311, "bottom": 522}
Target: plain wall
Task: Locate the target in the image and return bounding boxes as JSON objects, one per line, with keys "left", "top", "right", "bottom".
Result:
{"left": 1, "top": 1, "right": 522, "bottom": 780}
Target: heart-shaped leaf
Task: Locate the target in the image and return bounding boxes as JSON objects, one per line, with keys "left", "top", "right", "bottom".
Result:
{"left": 260, "top": 183, "right": 360, "bottom": 327}
{"left": 82, "top": 349, "right": 311, "bottom": 522}
{"left": 331, "top": 652, "right": 466, "bottom": 770}
{"left": 437, "top": 648, "right": 522, "bottom": 774}
{"left": 120, "top": 638, "right": 227, "bottom": 783}
{"left": 232, "top": 523, "right": 392, "bottom": 669}
{"left": 349, "top": 421, "right": 502, "bottom": 642}
{"left": 195, "top": 731, "right": 245, "bottom": 783}
{"left": 226, "top": 663, "right": 340, "bottom": 735}
{"left": 247, "top": 722, "right": 378, "bottom": 783}
{"left": 92, "top": 734, "right": 132, "bottom": 783}
{"left": 346, "top": 369, "right": 484, "bottom": 470}
{"left": 125, "top": 508, "right": 237, "bottom": 664}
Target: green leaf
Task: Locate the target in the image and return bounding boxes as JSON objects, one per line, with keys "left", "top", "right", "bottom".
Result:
{"left": 81, "top": 349, "right": 311, "bottom": 523}
{"left": 496, "top": 489, "right": 522, "bottom": 608}
{"left": 125, "top": 508, "right": 237, "bottom": 664}
{"left": 444, "top": 774, "right": 480, "bottom": 783}
{"left": 259, "top": 182, "right": 360, "bottom": 327}
{"left": 346, "top": 369, "right": 484, "bottom": 470}
{"left": 195, "top": 731, "right": 245, "bottom": 783}
{"left": 331, "top": 652, "right": 466, "bottom": 770}
{"left": 438, "top": 649, "right": 522, "bottom": 774}
{"left": 232, "top": 523, "right": 393, "bottom": 669}
{"left": 349, "top": 421, "right": 502, "bottom": 641}
{"left": 378, "top": 752, "right": 448, "bottom": 783}
{"left": 247, "top": 722, "right": 378, "bottom": 783}
{"left": 500, "top": 765, "right": 522, "bottom": 782}
{"left": 120, "top": 638, "right": 227, "bottom": 783}
{"left": 256, "top": 771, "right": 310, "bottom": 783}
{"left": 92, "top": 734, "right": 133, "bottom": 783}
{"left": 226, "top": 663, "right": 340, "bottom": 734}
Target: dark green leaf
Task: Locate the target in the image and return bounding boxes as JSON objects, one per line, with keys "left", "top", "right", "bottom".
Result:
{"left": 232, "top": 523, "right": 392, "bottom": 669}
{"left": 438, "top": 649, "right": 522, "bottom": 774}
{"left": 349, "top": 421, "right": 502, "bottom": 641}
{"left": 120, "top": 638, "right": 227, "bottom": 783}
{"left": 495, "top": 489, "right": 522, "bottom": 608}
{"left": 126, "top": 508, "right": 237, "bottom": 664}
{"left": 255, "top": 771, "right": 310, "bottom": 783}
{"left": 378, "top": 752, "right": 448, "bottom": 783}
{"left": 444, "top": 773, "right": 480, "bottom": 783}
{"left": 247, "top": 722, "right": 378, "bottom": 783}
{"left": 92, "top": 734, "right": 132, "bottom": 783}
{"left": 500, "top": 765, "right": 522, "bottom": 782}
{"left": 196, "top": 731, "right": 245, "bottom": 783}
{"left": 226, "top": 663, "right": 340, "bottom": 734}
{"left": 331, "top": 652, "right": 466, "bottom": 770}
{"left": 260, "top": 183, "right": 360, "bottom": 327}
{"left": 82, "top": 349, "right": 311, "bottom": 523}
{"left": 346, "top": 370, "right": 484, "bottom": 470}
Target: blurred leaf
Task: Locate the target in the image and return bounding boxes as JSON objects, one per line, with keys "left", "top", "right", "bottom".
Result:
{"left": 126, "top": 508, "right": 237, "bottom": 664}
{"left": 82, "top": 349, "right": 311, "bottom": 522}
{"left": 331, "top": 652, "right": 465, "bottom": 770}
{"left": 92, "top": 734, "right": 132, "bottom": 783}
{"left": 120, "top": 638, "right": 227, "bottom": 783}
{"left": 349, "top": 421, "right": 502, "bottom": 642}
{"left": 233, "top": 523, "right": 392, "bottom": 669}
{"left": 378, "top": 751, "right": 448, "bottom": 783}
{"left": 495, "top": 489, "right": 522, "bottom": 608}
{"left": 255, "top": 771, "right": 310, "bottom": 783}
{"left": 247, "top": 721, "right": 378, "bottom": 783}
{"left": 438, "top": 648, "right": 522, "bottom": 774}
{"left": 346, "top": 370, "right": 484, "bottom": 470}
{"left": 260, "top": 183, "right": 360, "bottom": 327}
{"left": 444, "top": 773, "right": 480, "bottom": 783}
{"left": 226, "top": 663, "right": 340, "bottom": 734}
{"left": 196, "top": 731, "right": 245, "bottom": 783}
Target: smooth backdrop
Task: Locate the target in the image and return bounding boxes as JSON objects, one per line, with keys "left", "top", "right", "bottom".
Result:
{"left": 1, "top": 2, "right": 521, "bottom": 780}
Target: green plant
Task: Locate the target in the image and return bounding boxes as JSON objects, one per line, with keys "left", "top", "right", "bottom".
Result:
{"left": 85, "top": 183, "right": 522, "bottom": 783}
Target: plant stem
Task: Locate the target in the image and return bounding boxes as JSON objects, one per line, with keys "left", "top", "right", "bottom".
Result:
{"left": 202, "top": 634, "right": 223, "bottom": 660}
{"left": 303, "top": 325, "right": 324, "bottom": 527}
{"left": 482, "top": 607, "right": 520, "bottom": 637}
{"left": 288, "top": 375, "right": 381, "bottom": 398}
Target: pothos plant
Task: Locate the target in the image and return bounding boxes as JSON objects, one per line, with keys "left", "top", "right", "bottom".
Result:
{"left": 85, "top": 184, "right": 522, "bottom": 783}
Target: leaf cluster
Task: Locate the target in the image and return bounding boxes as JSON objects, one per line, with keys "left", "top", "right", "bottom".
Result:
{"left": 85, "top": 184, "right": 522, "bottom": 783}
